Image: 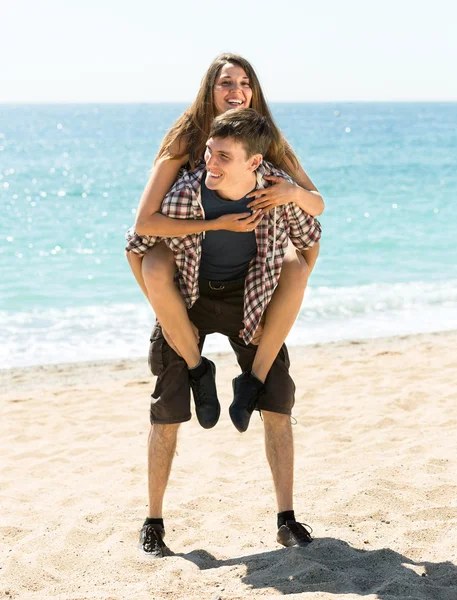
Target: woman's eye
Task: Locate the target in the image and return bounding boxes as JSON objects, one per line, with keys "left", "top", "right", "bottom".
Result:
{"left": 242, "top": 82, "right": 251, "bottom": 87}
{"left": 220, "top": 81, "right": 231, "bottom": 86}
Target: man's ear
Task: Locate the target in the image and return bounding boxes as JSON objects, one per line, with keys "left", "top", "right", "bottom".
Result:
{"left": 249, "top": 153, "right": 263, "bottom": 172}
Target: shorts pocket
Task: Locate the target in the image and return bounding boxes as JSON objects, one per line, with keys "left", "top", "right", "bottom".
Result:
{"left": 148, "top": 323, "right": 166, "bottom": 377}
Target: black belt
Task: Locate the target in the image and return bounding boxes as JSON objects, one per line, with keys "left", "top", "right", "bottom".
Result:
{"left": 199, "top": 277, "right": 245, "bottom": 292}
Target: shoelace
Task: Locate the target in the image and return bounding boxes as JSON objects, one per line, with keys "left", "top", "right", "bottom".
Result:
{"left": 143, "top": 526, "right": 164, "bottom": 553}
{"left": 286, "top": 521, "right": 313, "bottom": 541}
{"left": 192, "top": 379, "right": 207, "bottom": 405}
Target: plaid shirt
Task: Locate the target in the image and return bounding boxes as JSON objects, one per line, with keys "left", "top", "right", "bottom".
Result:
{"left": 126, "top": 161, "right": 321, "bottom": 344}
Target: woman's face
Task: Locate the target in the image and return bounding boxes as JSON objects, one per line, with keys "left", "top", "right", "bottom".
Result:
{"left": 213, "top": 63, "right": 253, "bottom": 116}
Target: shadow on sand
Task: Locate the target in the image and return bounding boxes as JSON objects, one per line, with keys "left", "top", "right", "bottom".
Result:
{"left": 176, "top": 537, "right": 457, "bottom": 599}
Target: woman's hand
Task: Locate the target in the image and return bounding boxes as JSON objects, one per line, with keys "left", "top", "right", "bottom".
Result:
{"left": 247, "top": 175, "right": 297, "bottom": 212}
{"left": 213, "top": 210, "right": 264, "bottom": 232}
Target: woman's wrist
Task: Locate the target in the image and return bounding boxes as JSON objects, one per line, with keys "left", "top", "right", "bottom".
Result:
{"left": 203, "top": 219, "right": 219, "bottom": 232}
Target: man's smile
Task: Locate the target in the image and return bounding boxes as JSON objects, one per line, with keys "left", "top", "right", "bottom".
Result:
{"left": 207, "top": 170, "right": 222, "bottom": 179}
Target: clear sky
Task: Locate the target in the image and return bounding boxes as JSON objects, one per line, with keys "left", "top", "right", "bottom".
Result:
{"left": 2, "top": 0, "right": 457, "bottom": 103}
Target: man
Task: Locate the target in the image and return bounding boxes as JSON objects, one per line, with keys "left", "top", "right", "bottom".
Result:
{"left": 132, "top": 109, "right": 321, "bottom": 558}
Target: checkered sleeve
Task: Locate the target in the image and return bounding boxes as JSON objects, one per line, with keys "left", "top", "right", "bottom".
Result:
{"left": 125, "top": 226, "right": 160, "bottom": 256}
{"left": 284, "top": 203, "right": 322, "bottom": 250}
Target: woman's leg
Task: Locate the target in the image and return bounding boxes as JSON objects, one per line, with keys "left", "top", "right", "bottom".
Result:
{"left": 251, "top": 241, "right": 311, "bottom": 383}
{"left": 125, "top": 250, "right": 149, "bottom": 299}
{"left": 142, "top": 243, "right": 201, "bottom": 369}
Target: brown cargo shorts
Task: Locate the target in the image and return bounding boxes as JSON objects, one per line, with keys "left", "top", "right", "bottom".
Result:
{"left": 148, "top": 278, "right": 296, "bottom": 424}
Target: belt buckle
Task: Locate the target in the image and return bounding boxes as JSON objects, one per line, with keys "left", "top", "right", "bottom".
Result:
{"left": 209, "top": 281, "right": 225, "bottom": 291}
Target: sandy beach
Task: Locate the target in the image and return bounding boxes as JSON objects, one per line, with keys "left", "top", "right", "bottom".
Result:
{"left": 1, "top": 330, "right": 457, "bottom": 600}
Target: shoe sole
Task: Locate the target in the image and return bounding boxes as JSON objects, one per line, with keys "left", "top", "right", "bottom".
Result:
{"left": 137, "top": 542, "right": 173, "bottom": 558}
{"left": 277, "top": 526, "right": 312, "bottom": 548}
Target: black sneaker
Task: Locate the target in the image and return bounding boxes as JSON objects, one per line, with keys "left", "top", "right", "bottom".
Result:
{"left": 229, "top": 371, "right": 264, "bottom": 433}
{"left": 138, "top": 523, "right": 171, "bottom": 558}
{"left": 277, "top": 520, "right": 313, "bottom": 547}
{"left": 189, "top": 357, "right": 220, "bottom": 429}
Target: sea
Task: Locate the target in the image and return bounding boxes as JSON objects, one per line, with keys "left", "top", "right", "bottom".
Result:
{"left": 1, "top": 103, "right": 456, "bottom": 368}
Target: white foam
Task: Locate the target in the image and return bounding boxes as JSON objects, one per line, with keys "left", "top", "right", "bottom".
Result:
{"left": 2, "top": 279, "right": 457, "bottom": 368}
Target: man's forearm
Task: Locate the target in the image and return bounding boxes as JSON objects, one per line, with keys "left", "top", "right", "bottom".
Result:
{"left": 135, "top": 212, "right": 216, "bottom": 237}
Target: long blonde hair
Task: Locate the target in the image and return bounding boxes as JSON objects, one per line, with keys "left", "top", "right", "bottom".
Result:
{"left": 157, "top": 53, "right": 299, "bottom": 177}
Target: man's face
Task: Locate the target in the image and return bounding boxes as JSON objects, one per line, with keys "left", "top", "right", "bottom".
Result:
{"left": 204, "top": 137, "right": 259, "bottom": 196}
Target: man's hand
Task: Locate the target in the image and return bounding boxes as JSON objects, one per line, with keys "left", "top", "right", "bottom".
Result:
{"left": 247, "top": 176, "right": 296, "bottom": 212}
{"left": 213, "top": 210, "right": 263, "bottom": 233}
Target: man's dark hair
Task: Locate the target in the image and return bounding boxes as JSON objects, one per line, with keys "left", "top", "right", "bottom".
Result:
{"left": 209, "top": 108, "right": 272, "bottom": 158}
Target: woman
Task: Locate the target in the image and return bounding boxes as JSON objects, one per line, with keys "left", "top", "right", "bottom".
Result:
{"left": 126, "top": 53, "right": 324, "bottom": 385}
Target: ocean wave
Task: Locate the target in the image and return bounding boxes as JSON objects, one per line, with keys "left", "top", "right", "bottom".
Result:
{"left": 300, "top": 279, "right": 457, "bottom": 320}
{"left": 2, "top": 280, "right": 457, "bottom": 368}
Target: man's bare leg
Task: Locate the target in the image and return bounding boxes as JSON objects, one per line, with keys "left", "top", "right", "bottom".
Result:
{"left": 147, "top": 423, "right": 180, "bottom": 518}
{"left": 262, "top": 410, "right": 294, "bottom": 512}
{"left": 263, "top": 410, "right": 313, "bottom": 546}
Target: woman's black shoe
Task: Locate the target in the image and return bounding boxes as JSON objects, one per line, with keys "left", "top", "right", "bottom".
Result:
{"left": 189, "top": 357, "right": 220, "bottom": 429}
{"left": 229, "top": 371, "right": 264, "bottom": 433}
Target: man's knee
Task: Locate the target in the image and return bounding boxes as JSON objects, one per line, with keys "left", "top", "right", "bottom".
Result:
{"left": 148, "top": 422, "right": 180, "bottom": 443}
{"left": 262, "top": 410, "right": 291, "bottom": 430}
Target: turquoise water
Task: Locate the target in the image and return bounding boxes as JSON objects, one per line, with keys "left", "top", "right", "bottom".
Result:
{"left": 1, "top": 103, "right": 456, "bottom": 367}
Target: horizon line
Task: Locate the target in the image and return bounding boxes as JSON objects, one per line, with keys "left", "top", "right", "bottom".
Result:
{"left": 1, "top": 99, "right": 457, "bottom": 105}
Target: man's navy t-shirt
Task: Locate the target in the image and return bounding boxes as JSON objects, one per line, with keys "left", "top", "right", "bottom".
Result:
{"left": 199, "top": 176, "right": 257, "bottom": 282}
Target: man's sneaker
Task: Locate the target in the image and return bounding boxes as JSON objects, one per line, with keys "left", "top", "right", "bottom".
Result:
{"left": 189, "top": 357, "right": 220, "bottom": 429}
{"left": 229, "top": 371, "right": 265, "bottom": 433}
{"left": 138, "top": 523, "right": 171, "bottom": 558}
{"left": 277, "top": 520, "right": 313, "bottom": 547}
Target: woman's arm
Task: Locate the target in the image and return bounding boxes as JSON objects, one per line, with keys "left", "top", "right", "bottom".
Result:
{"left": 141, "top": 211, "right": 264, "bottom": 237}
{"left": 247, "top": 157, "right": 325, "bottom": 217}
{"left": 288, "top": 160, "right": 325, "bottom": 217}
{"left": 134, "top": 154, "right": 189, "bottom": 235}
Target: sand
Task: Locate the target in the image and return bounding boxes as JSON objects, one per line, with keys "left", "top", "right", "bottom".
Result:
{"left": 1, "top": 330, "right": 457, "bottom": 600}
